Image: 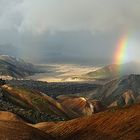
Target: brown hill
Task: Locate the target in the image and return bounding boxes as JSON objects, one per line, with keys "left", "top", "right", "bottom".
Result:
{"left": 57, "top": 96, "right": 93, "bottom": 116}
{"left": 57, "top": 96, "right": 104, "bottom": 116}
{"left": 0, "top": 120, "right": 54, "bottom": 140}
{"left": 0, "top": 111, "right": 23, "bottom": 122}
{"left": 34, "top": 103, "right": 140, "bottom": 140}
{"left": 1, "top": 84, "right": 79, "bottom": 120}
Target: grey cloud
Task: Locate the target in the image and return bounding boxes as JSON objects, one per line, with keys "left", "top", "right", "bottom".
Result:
{"left": 1, "top": 0, "right": 140, "bottom": 33}
{"left": 18, "top": 0, "right": 140, "bottom": 32}
{"left": 0, "top": 0, "right": 140, "bottom": 65}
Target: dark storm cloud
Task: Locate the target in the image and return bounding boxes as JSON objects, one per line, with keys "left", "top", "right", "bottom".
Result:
{"left": 0, "top": 0, "right": 140, "bottom": 65}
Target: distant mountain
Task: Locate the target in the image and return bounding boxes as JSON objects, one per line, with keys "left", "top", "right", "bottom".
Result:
{"left": 84, "top": 61, "right": 140, "bottom": 80}
{"left": 0, "top": 55, "right": 41, "bottom": 79}
{"left": 84, "top": 64, "right": 119, "bottom": 79}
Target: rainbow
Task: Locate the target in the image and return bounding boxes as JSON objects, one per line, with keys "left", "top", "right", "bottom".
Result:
{"left": 113, "top": 34, "right": 128, "bottom": 65}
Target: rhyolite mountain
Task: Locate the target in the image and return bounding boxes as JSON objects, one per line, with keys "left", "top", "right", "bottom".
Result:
{"left": 0, "top": 58, "right": 139, "bottom": 140}
{"left": 33, "top": 103, "right": 140, "bottom": 140}
{"left": 0, "top": 55, "right": 41, "bottom": 79}
{"left": 75, "top": 74, "right": 140, "bottom": 108}
{"left": 0, "top": 83, "right": 103, "bottom": 122}
{"left": 0, "top": 102, "right": 139, "bottom": 140}
{"left": 0, "top": 70, "right": 139, "bottom": 139}
{"left": 0, "top": 74, "right": 139, "bottom": 122}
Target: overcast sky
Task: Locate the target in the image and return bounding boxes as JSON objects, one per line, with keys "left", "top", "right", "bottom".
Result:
{"left": 0, "top": 0, "right": 140, "bottom": 65}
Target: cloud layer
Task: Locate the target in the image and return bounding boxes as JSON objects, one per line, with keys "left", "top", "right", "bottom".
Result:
{"left": 0, "top": 0, "right": 140, "bottom": 65}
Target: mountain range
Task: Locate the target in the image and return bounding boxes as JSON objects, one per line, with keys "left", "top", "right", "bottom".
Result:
{"left": 0, "top": 55, "right": 41, "bottom": 79}
{"left": 0, "top": 74, "right": 140, "bottom": 122}
{"left": 0, "top": 55, "right": 139, "bottom": 139}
